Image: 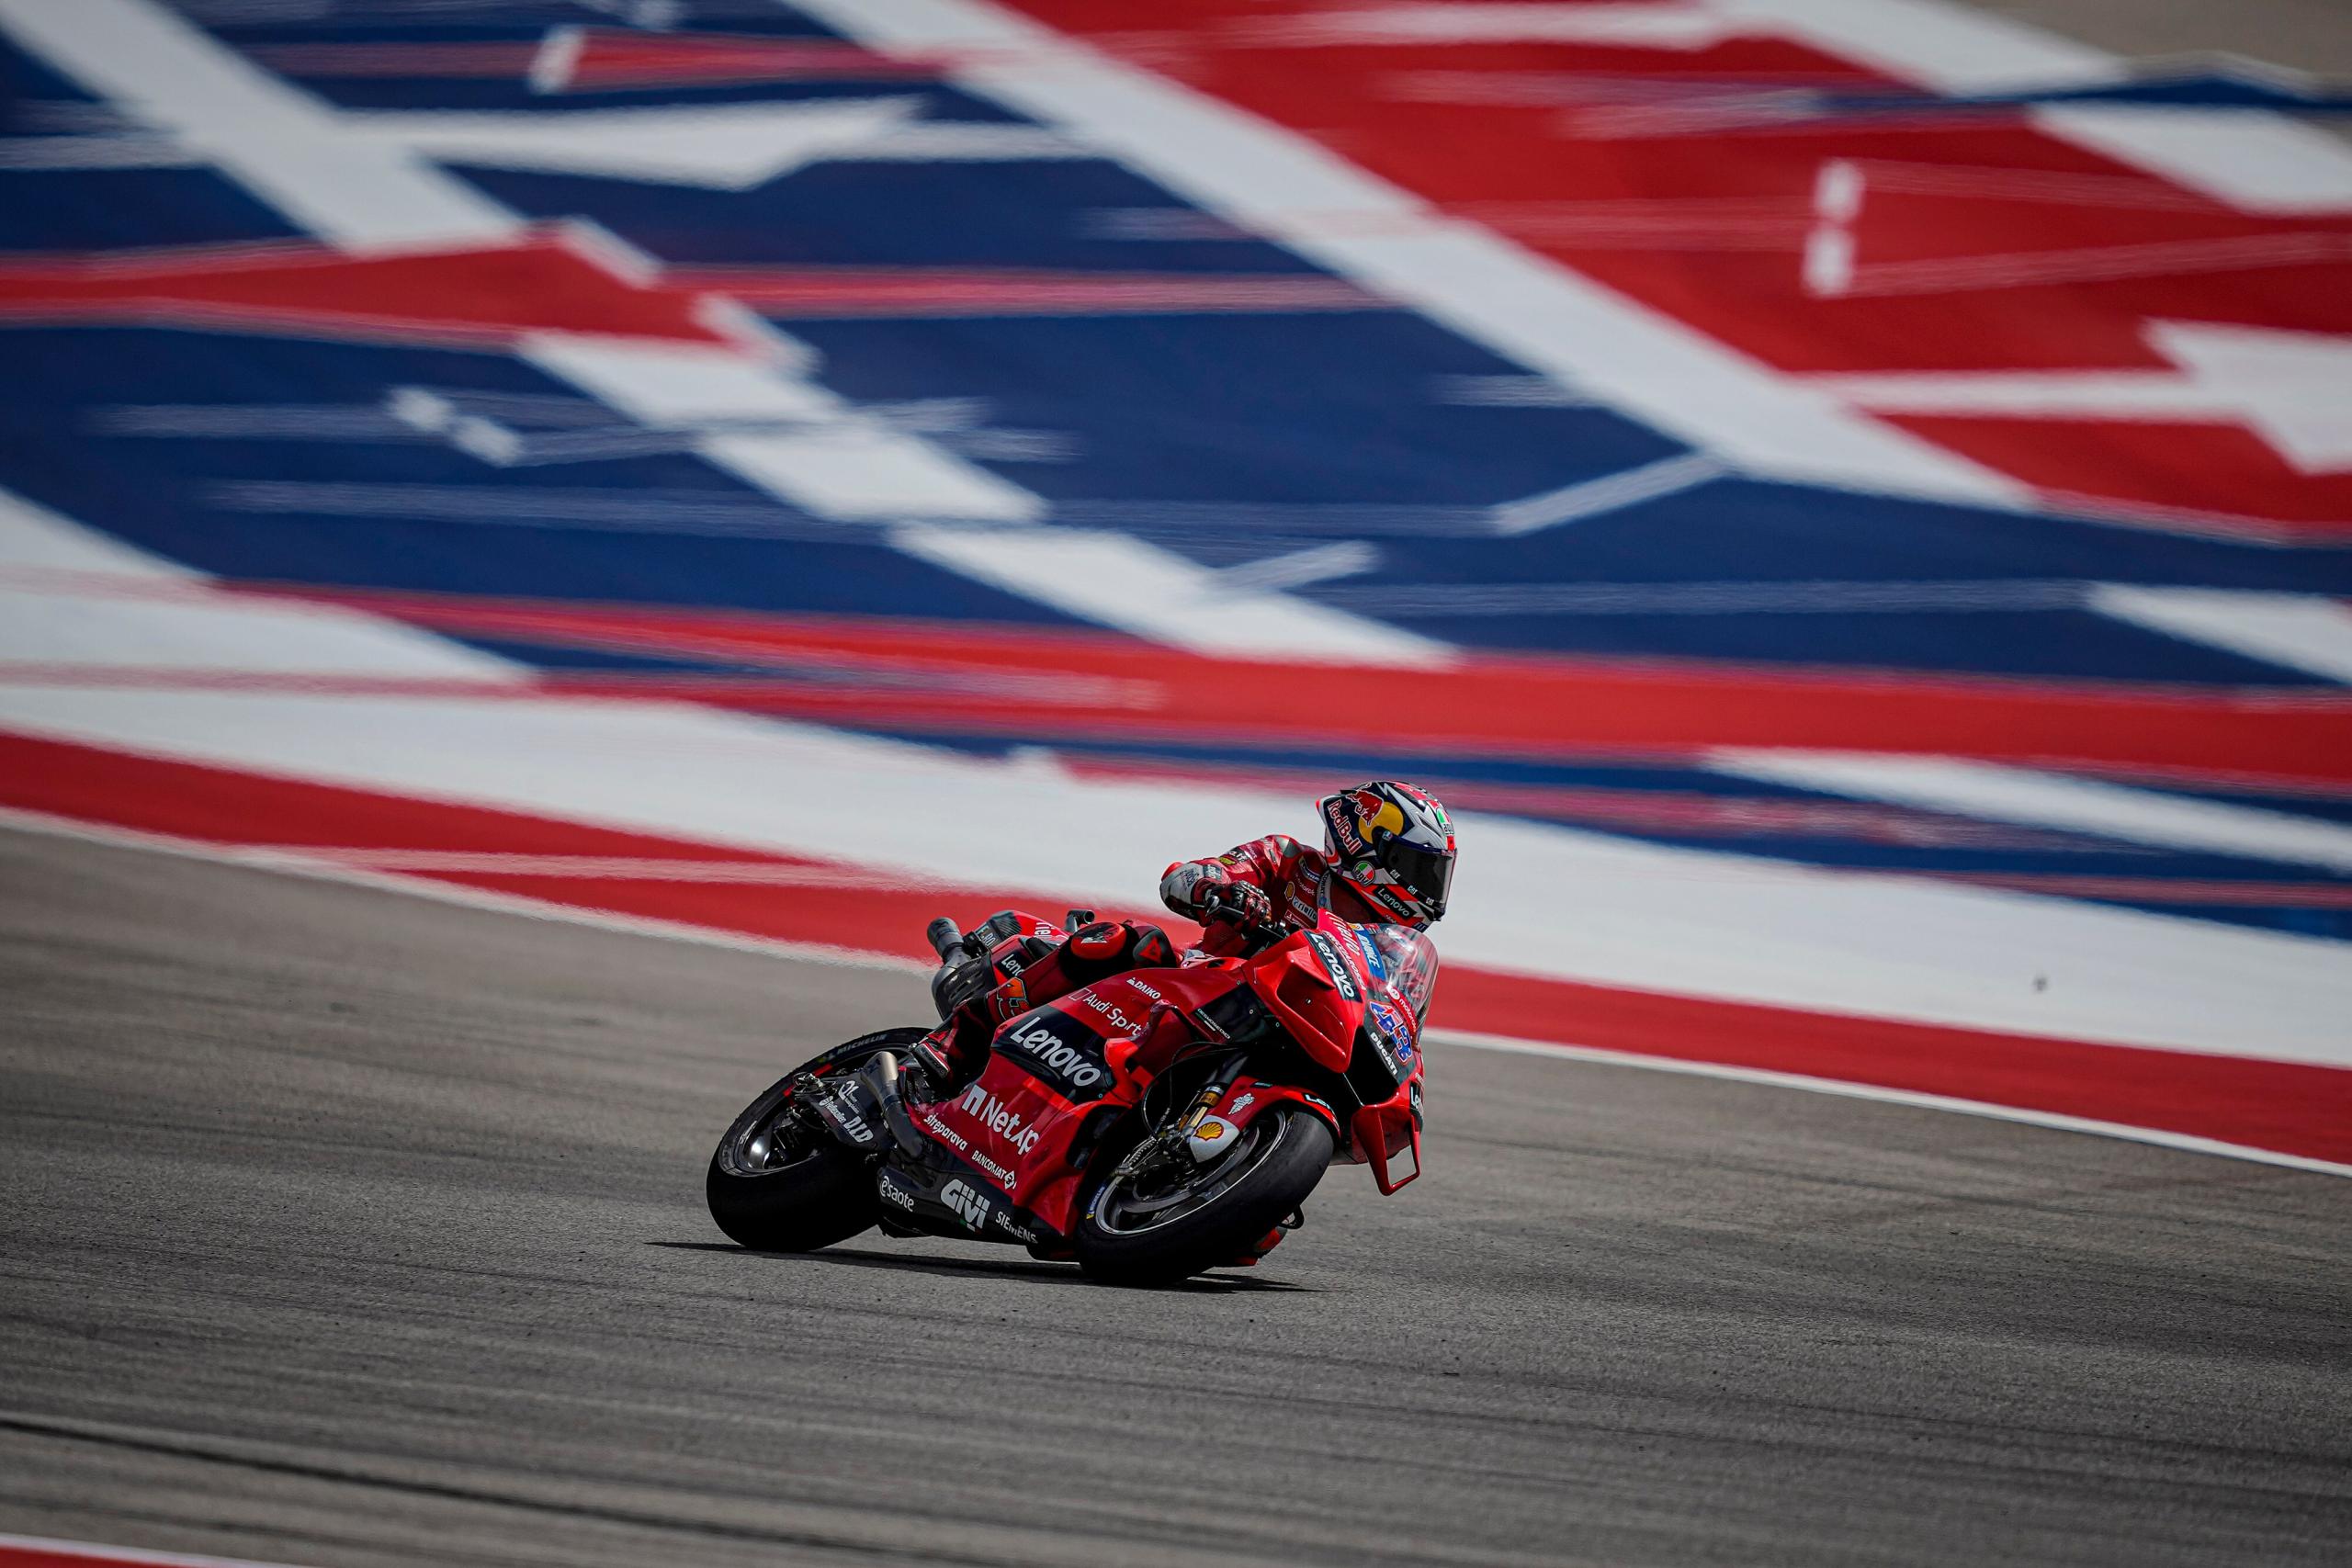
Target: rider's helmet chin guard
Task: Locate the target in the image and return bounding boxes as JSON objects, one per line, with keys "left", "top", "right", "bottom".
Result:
{"left": 1318, "top": 781, "right": 1456, "bottom": 929}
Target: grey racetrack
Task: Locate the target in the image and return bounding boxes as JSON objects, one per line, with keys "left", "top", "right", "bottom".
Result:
{"left": 4, "top": 825, "right": 2349, "bottom": 1567}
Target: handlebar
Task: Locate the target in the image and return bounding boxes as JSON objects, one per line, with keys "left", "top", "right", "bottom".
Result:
{"left": 924, "top": 917, "right": 968, "bottom": 964}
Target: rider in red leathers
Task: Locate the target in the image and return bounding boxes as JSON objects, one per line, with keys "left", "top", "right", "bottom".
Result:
{"left": 929, "top": 783, "right": 1456, "bottom": 1072}
{"left": 1158, "top": 780, "right": 1456, "bottom": 953}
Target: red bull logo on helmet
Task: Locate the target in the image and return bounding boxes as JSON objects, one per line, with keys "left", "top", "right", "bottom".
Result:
{"left": 1351, "top": 789, "right": 1408, "bottom": 844}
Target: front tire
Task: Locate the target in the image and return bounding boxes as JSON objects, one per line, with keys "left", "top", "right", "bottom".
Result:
{"left": 705, "top": 1028, "right": 927, "bottom": 1252}
{"left": 1074, "top": 1106, "right": 1334, "bottom": 1286}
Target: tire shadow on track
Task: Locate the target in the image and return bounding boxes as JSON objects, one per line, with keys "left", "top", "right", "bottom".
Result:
{"left": 645, "top": 1239, "right": 1315, "bottom": 1292}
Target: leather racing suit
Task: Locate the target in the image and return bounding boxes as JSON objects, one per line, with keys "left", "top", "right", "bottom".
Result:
{"left": 931, "top": 835, "right": 1392, "bottom": 1076}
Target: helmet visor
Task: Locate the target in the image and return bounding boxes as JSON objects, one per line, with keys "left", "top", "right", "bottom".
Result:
{"left": 1385, "top": 840, "right": 1454, "bottom": 919}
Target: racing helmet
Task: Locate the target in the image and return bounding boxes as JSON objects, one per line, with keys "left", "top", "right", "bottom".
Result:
{"left": 1317, "top": 781, "right": 1456, "bottom": 929}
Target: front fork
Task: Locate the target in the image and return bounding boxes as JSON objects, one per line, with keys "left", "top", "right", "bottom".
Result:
{"left": 1108, "top": 1052, "right": 1249, "bottom": 1187}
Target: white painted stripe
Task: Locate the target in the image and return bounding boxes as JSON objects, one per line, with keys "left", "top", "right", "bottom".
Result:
{"left": 367, "top": 96, "right": 927, "bottom": 190}
{"left": 0, "top": 488, "right": 191, "bottom": 578}
{"left": 1815, "top": 371, "right": 2234, "bottom": 419}
{"left": 788, "top": 0, "right": 2030, "bottom": 509}
{"left": 1714, "top": 749, "right": 2352, "bottom": 874}
{"left": 2090, "top": 586, "right": 2352, "bottom": 684}
{"left": 1488, "top": 452, "right": 1730, "bottom": 535}
{"left": 521, "top": 335, "right": 1043, "bottom": 524}
{"left": 2035, "top": 104, "right": 2352, "bottom": 216}
{"left": 6, "top": 803, "right": 2344, "bottom": 1183}
{"left": 1431, "top": 1030, "right": 2352, "bottom": 1181}
{"left": 4, "top": 674, "right": 2349, "bottom": 1065}
{"left": 891, "top": 524, "right": 1451, "bottom": 663}
{"left": 845, "top": 122, "right": 1094, "bottom": 161}
{"left": 1205, "top": 539, "right": 1382, "bottom": 593}
{"left": 1724, "top": 0, "right": 2120, "bottom": 92}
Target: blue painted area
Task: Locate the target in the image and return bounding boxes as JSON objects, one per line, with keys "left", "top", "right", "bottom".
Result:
{"left": 0, "top": 167, "right": 303, "bottom": 251}
{"left": 0, "top": 326, "right": 1092, "bottom": 623}
{"left": 461, "top": 158, "right": 1327, "bottom": 274}
{"left": 0, "top": 35, "right": 106, "bottom": 128}
{"left": 792, "top": 313, "right": 1684, "bottom": 504}
{"left": 1842, "top": 73, "right": 2352, "bottom": 115}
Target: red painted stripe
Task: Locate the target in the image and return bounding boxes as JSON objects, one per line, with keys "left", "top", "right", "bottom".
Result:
{"left": 0, "top": 232, "right": 727, "bottom": 349}
{"left": 70, "top": 580, "right": 2328, "bottom": 788}
{"left": 6, "top": 729, "right": 2346, "bottom": 1167}
{"left": 1443, "top": 966, "right": 2352, "bottom": 1165}
{"left": 0, "top": 1540, "right": 297, "bottom": 1568}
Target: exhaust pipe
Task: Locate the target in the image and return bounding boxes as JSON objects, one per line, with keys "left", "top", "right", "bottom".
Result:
{"left": 856, "top": 1051, "right": 929, "bottom": 1159}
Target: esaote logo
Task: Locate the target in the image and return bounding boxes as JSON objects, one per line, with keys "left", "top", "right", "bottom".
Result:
{"left": 959, "top": 1082, "right": 1044, "bottom": 1156}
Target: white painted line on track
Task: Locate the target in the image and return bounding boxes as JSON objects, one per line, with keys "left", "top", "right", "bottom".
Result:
{"left": 6, "top": 803, "right": 2342, "bottom": 1182}
{"left": 891, "top": 523, "right": 1452, "bottom": 663}
{"left": 2090, "top": 585, "right": 2352, "bottom": 683}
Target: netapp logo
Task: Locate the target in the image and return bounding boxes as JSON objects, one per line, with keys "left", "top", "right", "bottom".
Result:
{"left": 959, "top": 1082, "right": 1043, "bottom": 1156}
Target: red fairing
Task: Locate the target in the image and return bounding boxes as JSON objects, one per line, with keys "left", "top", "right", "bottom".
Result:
{"left": 914, "top": 903, "right": 1431, "bottom": 1241}
{"left": 944, "top": 967, "right": 1184, "bottom": 1234}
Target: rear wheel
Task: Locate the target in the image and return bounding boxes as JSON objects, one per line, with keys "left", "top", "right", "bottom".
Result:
{"left": 704, "top": 1028, "right": 926, "bottom": 1252}
{"left": 1073, "top": 1106, "right": 1334, "bottom": 1286}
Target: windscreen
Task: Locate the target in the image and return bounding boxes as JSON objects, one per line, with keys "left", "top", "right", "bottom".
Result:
{"left": 1362, "top": 925, "right": 1439, "bottom": 1025}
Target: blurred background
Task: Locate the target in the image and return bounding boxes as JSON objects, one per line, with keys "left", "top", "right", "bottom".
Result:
{"left": 4, "top": 0, "right": 2349, "bottom": 1166}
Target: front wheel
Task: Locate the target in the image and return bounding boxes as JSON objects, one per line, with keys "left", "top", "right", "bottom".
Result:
{"left": 1074, "top": 1106, "right": 1335, "bottom": 1286}
{"left": 705, "top": 1028, "right": 927, "bottom": 1252}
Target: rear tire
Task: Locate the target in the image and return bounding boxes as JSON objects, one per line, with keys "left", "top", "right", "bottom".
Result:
{"left": 705, "top": 1028, "right": 926, "bottom": 1252}
{"left": 1073, "top": 1106, "right": 1334, "bottom": 1286}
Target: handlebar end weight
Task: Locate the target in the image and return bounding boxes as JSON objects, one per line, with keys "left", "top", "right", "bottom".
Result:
{"left": 924, "top": 917, "right": 967, "bottom": 964}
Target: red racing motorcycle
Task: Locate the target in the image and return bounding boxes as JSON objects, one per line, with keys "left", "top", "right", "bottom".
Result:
{"left": 706, "top": 907, "right": 1430, "bottom": 1284}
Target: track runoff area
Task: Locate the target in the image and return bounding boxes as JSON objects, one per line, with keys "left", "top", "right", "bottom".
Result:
{"left": 2, "top": 0, "right": 2351, "bottom": 1563}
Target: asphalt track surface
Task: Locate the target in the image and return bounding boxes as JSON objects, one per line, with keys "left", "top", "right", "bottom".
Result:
{"left": 4, "top": 825, "right": 2350, "bottom": 1568}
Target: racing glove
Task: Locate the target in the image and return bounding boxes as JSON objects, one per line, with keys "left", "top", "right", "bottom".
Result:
{"left": 930, "top": 953, "right": 994, "bottom": 1021}
{"left": 1198, "top": 880, "right": 1273, "bottom": 928}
